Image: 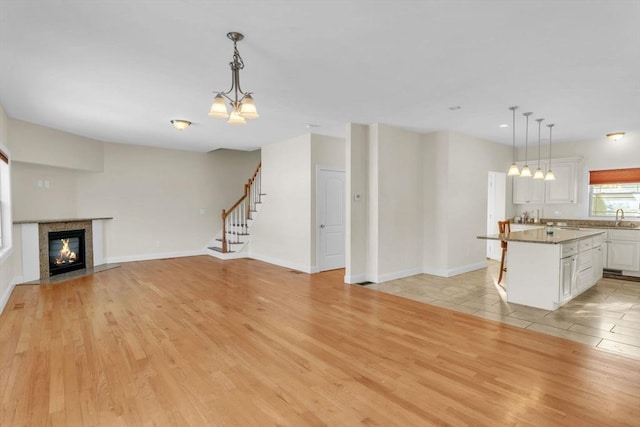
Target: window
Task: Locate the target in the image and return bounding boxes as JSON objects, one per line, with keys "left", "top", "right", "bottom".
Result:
{"left": 0, "top": 147, "right": 11, "bottom": 256}
{"left": 589, "top": 168, "right": 640, "bottom": 218}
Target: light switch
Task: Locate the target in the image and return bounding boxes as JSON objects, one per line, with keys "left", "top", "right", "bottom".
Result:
{"left": 38, "top": 180, "right": 43, "bottom": 188}
{"left": 199, "top": 209, "right": 205, "bottom": 215}
{"left": 44, "top": 180, "right": 50, "bottom": 188}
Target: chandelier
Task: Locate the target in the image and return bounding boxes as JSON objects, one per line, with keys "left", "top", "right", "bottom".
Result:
{"left": 208, "top": 32, "right": 259, "bottom": 124}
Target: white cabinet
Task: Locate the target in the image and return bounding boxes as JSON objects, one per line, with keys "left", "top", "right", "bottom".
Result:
{"left": 558, "top": 235, "right": 602, "bottom": 303}
{"left": 608, "top": 239, "right": 640, "bottom": 271}
{"left": 576, "top": 247, "right": 594, "bottom": 293}
{"left": 545, "top": 161, "right": 577, "bottom": 204}
{"left": 559, "top": 255, "right": 576, "bottom": 303}
{"left": 597, "top": 229, "right": 640, "bottom": 274}
{"left": 505, "top": 231, "right": 604, "bottom": 310}
{"left": 513, "top": 169, "right": 545, "bottom": 204}
{"left": 593, "top": 245, "right": 604, "bottom": 282}
{"left": 512, "top": 158, "right": 578, "bottom": 205}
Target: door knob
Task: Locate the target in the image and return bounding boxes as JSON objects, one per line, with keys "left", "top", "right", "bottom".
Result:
{"left": 320, "top": 224, "right": 325, "bottom": 228}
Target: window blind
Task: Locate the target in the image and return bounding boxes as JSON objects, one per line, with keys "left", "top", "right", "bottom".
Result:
{"left": 589, "top": 168, "right": 640, "bottom": 185}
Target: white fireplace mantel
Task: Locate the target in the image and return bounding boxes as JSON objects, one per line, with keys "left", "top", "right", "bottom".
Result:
{"left": 17, "top": 218, "right": 111, "bottom": 283}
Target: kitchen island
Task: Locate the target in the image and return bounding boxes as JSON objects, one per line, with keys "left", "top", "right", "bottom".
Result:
{"left": 478, "top": 228, "right": 605, "bottom": 310}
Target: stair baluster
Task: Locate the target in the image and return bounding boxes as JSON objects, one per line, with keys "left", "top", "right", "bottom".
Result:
{"left": 220, "top": 162, "right": 262, "bottom": 253}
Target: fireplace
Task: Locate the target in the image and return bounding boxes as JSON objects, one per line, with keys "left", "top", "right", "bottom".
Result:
{"left": 48, "top": 229, "right": 86, "bottom": 276}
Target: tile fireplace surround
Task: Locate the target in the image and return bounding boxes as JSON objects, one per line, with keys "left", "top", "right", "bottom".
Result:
{"left": 38, "top": 220, "right": 93, "bottom": 278}
{"left": 16, "top": 218, "right": 111, "bottom": 283}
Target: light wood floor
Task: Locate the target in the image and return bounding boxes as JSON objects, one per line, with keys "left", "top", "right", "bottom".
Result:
{"left": 1, "top": 256, "right": 639, "bottom": 426}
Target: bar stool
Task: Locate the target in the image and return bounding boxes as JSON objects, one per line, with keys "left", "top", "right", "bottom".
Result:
{"left": 498, "top": 220, "right": 511, "bottom": 284}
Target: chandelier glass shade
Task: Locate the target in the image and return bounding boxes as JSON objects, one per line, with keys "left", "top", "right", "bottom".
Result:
{"left": 208, "top": 32, "right": 259, "bottom": 125}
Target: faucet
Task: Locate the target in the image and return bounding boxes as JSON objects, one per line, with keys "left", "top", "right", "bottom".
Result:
{"left": 615, "top": 208, "right": 625, "bottom": 227}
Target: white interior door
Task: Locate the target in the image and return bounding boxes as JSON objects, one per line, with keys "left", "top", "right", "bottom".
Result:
{"left": 486, "top": 171, "right": 506, "bottom": 261}
{"left": 318, "top": 169, "right": 346, "bottom": 271}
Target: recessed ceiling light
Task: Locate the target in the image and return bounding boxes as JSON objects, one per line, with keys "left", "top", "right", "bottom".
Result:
{"left": 499, "top": 124, "right": 509, "bottom": 128}
{"left": 305, "top": 124, "right": 320, "bottom": 129}
{"left": 171, "top": 119, "right": 192, "bottom": 130}
{"left": 449, "top": 106, "right": 461, "bottom": 111}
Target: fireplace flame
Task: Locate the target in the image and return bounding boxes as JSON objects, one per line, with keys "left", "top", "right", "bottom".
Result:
{"left": 55, "top": 239, "right": 77, "bottom": 265}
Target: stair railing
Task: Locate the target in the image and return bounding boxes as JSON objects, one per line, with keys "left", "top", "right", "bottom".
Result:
{"left": 221, "top": 162, "right": 262, "bottom": 253}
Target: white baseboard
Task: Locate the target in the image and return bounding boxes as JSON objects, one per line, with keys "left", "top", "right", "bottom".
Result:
{"left": 423, "top": 260, "right": 487, "bottom": 278}
{"left": 105, "top": 249, "right": 207, "bottom": 264}
{"left": 0, "top": 276, "right": 21, "bottom": 314}
{"left": 344, "top": 273, "right": 367, "bottom": 284}
{"left": 345, "top": 261, "right": 489, "bottom": 284}
{"left": 205, "top": 248, "right": 248, "bottom": 260}
{"left": 622, "top": 270, "right": 640, "bottom": 278}
{"left": 371, "top": 267, "right": 424, "bottom": 284}
{"left": 249, "top": 252, "right": 314, "bottom": 274}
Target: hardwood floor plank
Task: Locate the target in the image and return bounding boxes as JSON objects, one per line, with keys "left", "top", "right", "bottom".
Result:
{"left": 1, "top": 256, "right": 639, "bottom": 426}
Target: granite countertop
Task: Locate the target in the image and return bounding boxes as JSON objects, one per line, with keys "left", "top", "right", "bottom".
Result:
{"left": 478, "top": 228, "right": 605, "bottom": 245}
{"left": 513, "top": 218, "right": 639, "bottom": 230}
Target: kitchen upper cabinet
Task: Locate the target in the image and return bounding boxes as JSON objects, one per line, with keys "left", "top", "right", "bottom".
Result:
{"left": 513, "top": 173, "right": 545, "bottom": 204}
{"left": 511, "top": 158, "right": 579, "bottom": 205}
{"left": 545, "top": 161, "right": 577, "bottom": 204}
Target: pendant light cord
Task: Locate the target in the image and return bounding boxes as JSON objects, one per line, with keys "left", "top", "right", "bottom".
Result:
{"left": 510, "top": 106, "right": 518, "bottom": 161}
{"left": 548, "top": 124, "right": 553, "bottom": 165}
{"left": 537, "top": 118, "right": 543, "bottom": 167}
{"left": 523, "top": 112, "right": 532, "bottom": 164}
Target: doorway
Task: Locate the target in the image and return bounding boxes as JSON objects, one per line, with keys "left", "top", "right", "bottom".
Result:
{"left": 487, "top": 171, "right": 506, "bottom": 261}
{"left": 317, "top": 168, "right": 346, "bottom": 271}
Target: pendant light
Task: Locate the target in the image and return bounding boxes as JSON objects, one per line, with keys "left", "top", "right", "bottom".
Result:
{"left": 533, "top": 118, "right": 545, "bottom": 179}
{"left": 545, "top": 123, "right": 556, "bottom": 181}
{"left": 520, "top": 112, "right": 533, "bottom": 177}
{"left": 507, "top": 106, "right": 520, "bottom": 176}
{"left": 208, "top": 32, "right": 259, "bottom": 125}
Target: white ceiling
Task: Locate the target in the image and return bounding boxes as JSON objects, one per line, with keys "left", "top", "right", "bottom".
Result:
{"left": 1, "top": 0, "right": 639, "bottom": 152}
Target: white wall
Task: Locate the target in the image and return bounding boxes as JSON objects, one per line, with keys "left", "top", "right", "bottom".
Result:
{"left": 347, "top": 124, "right": 513, "bottom": 282}
{"left": 367, "top": 125, "right": 380, "bottom": 279}
{"left": 250, "top": 134, "right": 313, "bottom": 271}
{"left": 12, "top": 162, "right": 78, "bottom": 220}
{"left": 446, "top": 131, "right": 512, "bottom": 273}
{"left": 9, "top": 119, "right": 260, "bottom": 263}
{"left": 0, "top": 104, "right": 19, "bottom": 313}
{"left": 375, "top": 124, "right": 423, "bottom": 281}
{"left": 250, "top": 133, "right": 345, "bottom": 273}
{"left": 75, "top": 145, "right": 259, "bottom": 262}
{"left": 422, "top": 131, "right": 450, "bottom": 274}
{"left": 345, "top": 124, "right": 368, "bottom": 283}
{"left": 514, "top": 134, "right": 640, "bottom": 219}
{"left": 9, "top": 118, "right": 104, "bottom": 171}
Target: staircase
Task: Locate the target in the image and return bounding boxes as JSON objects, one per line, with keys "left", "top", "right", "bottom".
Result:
{"left": 207, "top": 162, "right": 264, "bottom": 259}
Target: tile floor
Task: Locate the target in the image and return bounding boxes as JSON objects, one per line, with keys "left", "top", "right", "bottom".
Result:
{"left": 366, "top": 261, "right": 640, "bottom": 359}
